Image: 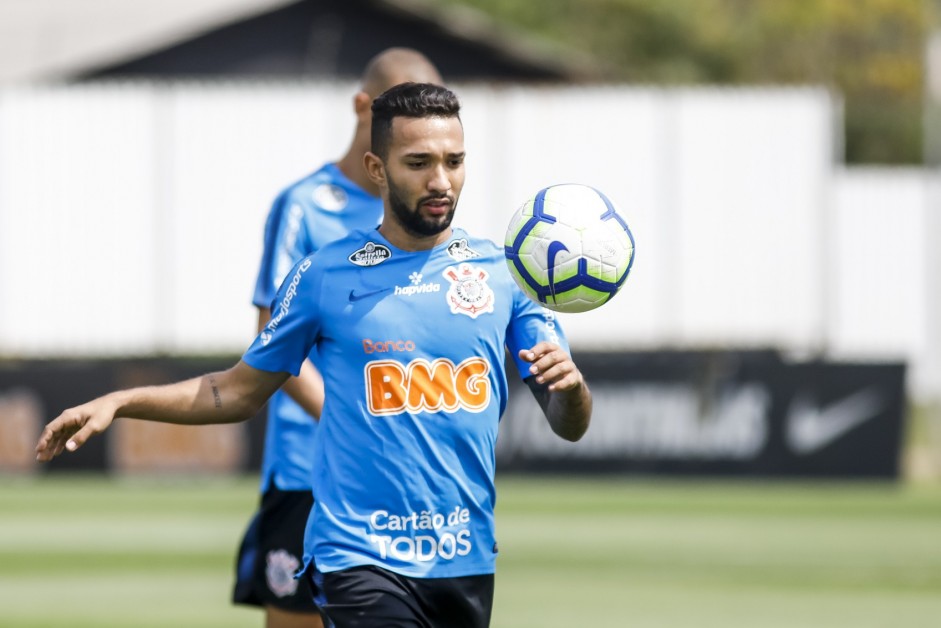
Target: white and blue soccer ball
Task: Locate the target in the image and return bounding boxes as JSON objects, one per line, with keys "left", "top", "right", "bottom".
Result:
{"left": 504, "top": 183, "right": 635, "bottom": 313}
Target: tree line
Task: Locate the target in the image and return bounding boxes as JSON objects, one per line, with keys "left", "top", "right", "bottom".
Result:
{"left": 444, "top": 0, "right": 931, "bottom": 164}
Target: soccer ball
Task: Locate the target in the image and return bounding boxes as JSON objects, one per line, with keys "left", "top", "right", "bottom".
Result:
{"left": 504, "top": 183, "right": 635, "bottom": 313}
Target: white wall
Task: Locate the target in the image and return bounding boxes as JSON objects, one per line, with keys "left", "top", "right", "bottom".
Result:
{"left": 828, "top": 168, "right": 934, "bottom": 396}
{"left": 1, "top": 81, "right": 936, "bottom": 397}
{"left": 453, "top": 85, "right": 838, "bottom": 354}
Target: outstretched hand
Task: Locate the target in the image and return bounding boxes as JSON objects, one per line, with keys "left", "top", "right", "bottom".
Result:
{"left": 518, "top": 341, "right": 585, "bottom": 393}
{"left": 35, "top": 398, "right": 118, "bottom": 462}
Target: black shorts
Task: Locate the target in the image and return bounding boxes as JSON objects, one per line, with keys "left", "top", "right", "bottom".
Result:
{"left": 232, "top": 485, "right": 320, "bottom": 613}
{"left": 312, "top": 565, "right": 494, "bottom": 628}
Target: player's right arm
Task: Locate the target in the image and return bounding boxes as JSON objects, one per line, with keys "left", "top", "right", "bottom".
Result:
{"left": 257, "top": 306, "right": 325, "bottom": 419}
{"left": 35, "top": 360, "right": 288, "bottom": 462}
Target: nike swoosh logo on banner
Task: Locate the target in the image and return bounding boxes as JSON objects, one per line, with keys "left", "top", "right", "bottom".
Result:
{"left": 785, "top": 388, "right": 885, "bottom": 455}
{"left": 348, "top": 287, "right": 391, "bottom": 302}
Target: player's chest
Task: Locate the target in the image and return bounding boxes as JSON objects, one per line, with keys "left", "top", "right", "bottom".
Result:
{"left": 324, "top": 257, "right": 512, "bottom": 345}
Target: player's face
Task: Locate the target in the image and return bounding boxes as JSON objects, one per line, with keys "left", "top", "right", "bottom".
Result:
{"left": 384, "top": 116, "right": 465, "bottom": 238}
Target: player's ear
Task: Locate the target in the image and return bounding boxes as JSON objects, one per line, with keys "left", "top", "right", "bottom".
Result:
{"left": 353, "top": 91, "right": 372, "bottom": 121}
{"left": 364, "top": 151, "right": 386, "bottom": 187}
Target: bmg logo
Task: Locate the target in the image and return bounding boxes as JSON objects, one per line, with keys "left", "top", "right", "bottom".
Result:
{"left": 365, "top": 357, "right": 491, "bottom": 415}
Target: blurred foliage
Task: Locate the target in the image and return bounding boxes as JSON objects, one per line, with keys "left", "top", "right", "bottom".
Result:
{"left": 439, "top": 0, "right": 933, "bottom": 164}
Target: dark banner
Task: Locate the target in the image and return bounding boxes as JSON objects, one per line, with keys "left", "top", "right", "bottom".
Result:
{"left": 497, "top": 350, "right": 907, "bottom": 478}
{"left": 0, "top": 357, "right": 264, "bottom": 475}
{"left": 1, "top": 351, "right": 906, "bottom": 478}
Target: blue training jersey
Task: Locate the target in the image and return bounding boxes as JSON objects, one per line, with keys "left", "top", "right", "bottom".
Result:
{"left": 252, "top": 163, "right": 382, "bottom": 492}
{"left": 242, "top": 227, "right": 568, "bottom": 578}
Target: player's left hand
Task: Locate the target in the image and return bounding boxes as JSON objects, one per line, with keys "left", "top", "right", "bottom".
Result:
{"left": 519, "top": 341, "right": 585, "bottom": 393}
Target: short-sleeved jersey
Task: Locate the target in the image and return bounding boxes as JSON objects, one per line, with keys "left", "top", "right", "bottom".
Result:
{"left": 243, "top": 227, "right": 568, "bottom": 578}
{"left": 252, "top": 163, "right": 382, "bottom": 492}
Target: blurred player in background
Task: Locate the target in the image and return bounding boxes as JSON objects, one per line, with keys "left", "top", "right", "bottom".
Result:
{"left": 35, "top": 82, "right": 592, "bottom": 627}
{"left": 236, "top": 48, "right": 443, "bottom": 628}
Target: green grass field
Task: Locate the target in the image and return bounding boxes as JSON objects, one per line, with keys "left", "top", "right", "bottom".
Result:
{"left": 1, "top": 474, "right": 940, "bottom": 627}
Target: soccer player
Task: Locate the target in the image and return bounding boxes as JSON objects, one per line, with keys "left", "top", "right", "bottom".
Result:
{"left": 35, "top": 82, "right": 592, "bottom": 627}
{"left": 237, "top": 48, "right": 442, "bottom": 628}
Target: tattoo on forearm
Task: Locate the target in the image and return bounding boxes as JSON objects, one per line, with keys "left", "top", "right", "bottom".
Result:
{"left": 209, "top": 376, "right": 223, "bottom": 408}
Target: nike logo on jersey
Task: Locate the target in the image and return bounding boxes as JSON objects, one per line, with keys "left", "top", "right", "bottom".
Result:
{"left": 349, "top": 287, "right": 391, "bottom": 302}
{"left": 785, "top": 388, "right": 885, "bottom": 455}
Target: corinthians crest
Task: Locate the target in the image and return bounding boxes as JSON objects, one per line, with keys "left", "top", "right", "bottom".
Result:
{"left": 265, "top": 549, "right": 300, "bottom": 597}
{"left": 443, "top": 263, "right": 495, "bottom": 318}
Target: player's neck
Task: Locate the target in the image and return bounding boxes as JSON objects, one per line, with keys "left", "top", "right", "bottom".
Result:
{"left": 379, "top": 223, "right": 452, "bottom": 252}
{"left": 336, "top": 146, "right": 380, "bottom": 198}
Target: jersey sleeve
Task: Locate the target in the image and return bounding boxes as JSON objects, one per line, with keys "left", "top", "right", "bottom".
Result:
{"left": 252, "top": 189, "right": 312, "bottom": 310}
{"left": 243, "top": 255, "right": 321, "bottom": 376}
{"left": 505, "top": 285, "right": 571, "bottom": 379}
